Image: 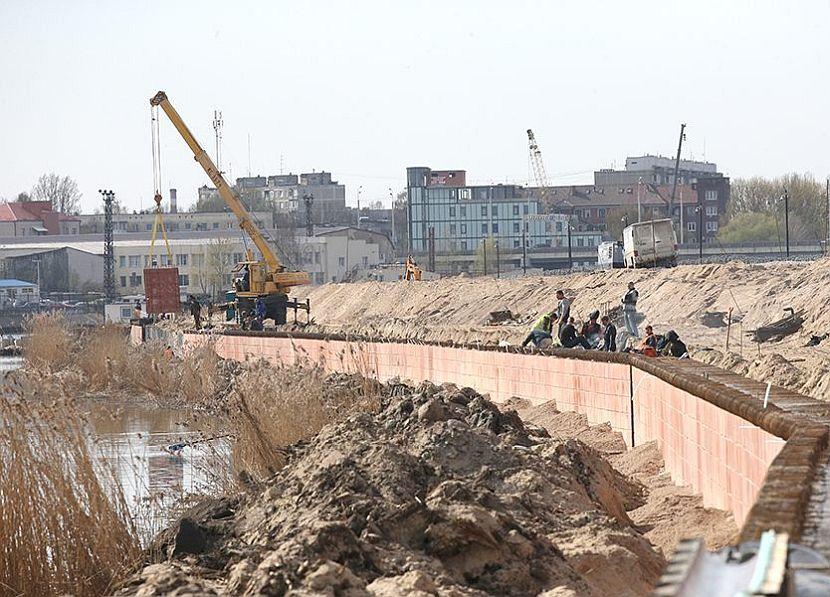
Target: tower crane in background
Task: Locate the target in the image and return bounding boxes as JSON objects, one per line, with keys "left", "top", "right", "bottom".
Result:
{"left": 150, "top": 91, "right": 310, "bottom": 324}
{"left": 527, "top": 129, "right": 553, "bottom": 210}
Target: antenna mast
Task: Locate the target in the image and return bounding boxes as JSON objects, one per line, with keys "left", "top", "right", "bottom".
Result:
{"left": 212, "top": 110, "right": 223, "bottom": 174}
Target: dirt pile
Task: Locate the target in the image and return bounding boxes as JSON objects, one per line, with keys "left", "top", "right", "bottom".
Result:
{"left": 118, "top": 380, "right": 665, "bottom": 596}
{"left": 298, "top": 259, "right": 830, "bottom": 400}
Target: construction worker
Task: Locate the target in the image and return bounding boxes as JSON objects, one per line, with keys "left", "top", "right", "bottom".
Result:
{"left": 660, "top": 330, "right": 688, "bottom": 358}
{"left": 250, "top": 316, "right": 264, "bottom": 331}
{"left": 554, "top": 289, "right": 572, "bottom": 339}
{"left": 560, "top": 317, "right": 592, "bottom": 350}
{"left": 621, "top": 281, "right": 639, "bottom": 337}
{"left": 521, "top": 310, "right": 555, "bottom": 348}
{"left": 188, "top": 294, "right": 201, "bottom": 329}
{"left": 133, "top": 300, "right": 142, "bottom": 320}
{"left": 601, "top": 315, "right": 617, "bottom": 351}
{"left": 255, "top": 296, "right": 267, "bottom": 321}
{"left": 639, "top": 325, "right": 658, "bottom": 350}
{"left": 580, "top": 310, "right": 602, "bottom": 347}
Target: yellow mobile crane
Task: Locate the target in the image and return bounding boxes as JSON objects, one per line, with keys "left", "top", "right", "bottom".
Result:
{"left": 150, "top": 91, "right": 310, "bottom": 324}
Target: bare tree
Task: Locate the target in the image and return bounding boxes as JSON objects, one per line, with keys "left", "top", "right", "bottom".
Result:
{"left": 31, "top": 173, "right": 81, "bottom": 213}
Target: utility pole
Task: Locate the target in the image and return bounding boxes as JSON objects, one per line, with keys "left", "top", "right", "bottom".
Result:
{"left": 637, "top": 177, "right": 643, "bottom": 223}
{"left": 567, "top": 219, "right": 573, "bottom": 271}
{"left": 783, "top": 188, "right": 790, "bottom": 258}
{"left": 522, "top": 224, "right": 528, "bottom": 274}
{"left": 496, "top": 240, "right": 500, "bottom": 278}
{"left": 356, "top": 186, "right": 363, "bottom": 228}
{"left": 826, "top": 178, "right": 829, "bottom": 251}
{"left": 669, "top": 123, "right": 687, "bottom": 223}
{"left": 99, "top": 189, "right": 116, "bottom": 302}
{"left": 303, "top": 193, "right": 314, "bottom": 236}
{"left": 695, "top": 204, "right": 703, "bottom": 262}
{"left": 482, "top": 239, "right": 487, "bottom": 276}
{"left": 679, "top": 186, "right": 684, "bottom": 244}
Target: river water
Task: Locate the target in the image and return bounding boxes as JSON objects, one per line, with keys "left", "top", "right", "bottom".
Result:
{"left": 1, "top": 355, "right": 230, "bottom": 542}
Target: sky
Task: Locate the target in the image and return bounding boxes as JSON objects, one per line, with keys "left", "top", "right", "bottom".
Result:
{"left": 1, "top": 0, "right": 828, "bottom": 214}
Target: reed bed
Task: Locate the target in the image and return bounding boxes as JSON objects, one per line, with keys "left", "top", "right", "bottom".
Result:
{"left": 0, "top": 392, "right": 141, "bottom": 596}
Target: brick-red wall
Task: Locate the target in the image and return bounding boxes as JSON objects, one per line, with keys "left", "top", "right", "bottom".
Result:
{"left": 184, "top": 332, "right": 784, "bottom": 526}
{"left": 632, "top": 368, "right": 781, "bottom": 524}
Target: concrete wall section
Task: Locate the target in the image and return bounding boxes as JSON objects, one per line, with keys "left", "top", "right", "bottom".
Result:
{"left": 176, "top": 330, "right": 826, "bottom": 534}
{"left": 207, "top": 334, "right": 634, "bottom": 445}
{"left": 632, "top": 367, "right": 783, "bottom": 524}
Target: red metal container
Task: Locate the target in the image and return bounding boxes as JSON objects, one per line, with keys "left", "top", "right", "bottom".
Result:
{"left": 144, "top": 267, "right": 181, "bottom": 314}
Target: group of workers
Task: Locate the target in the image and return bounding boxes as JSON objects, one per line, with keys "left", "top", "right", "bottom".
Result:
{"left": 187, "top": 293, "right": 267, "bottom": 332}
{"left": 521, "top": 281, "right": 688, "bottom": 358}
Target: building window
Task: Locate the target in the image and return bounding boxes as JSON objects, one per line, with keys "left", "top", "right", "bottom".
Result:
{"left": 492, "top": 223, "right": 499, "bottom": 233}
{"left": 577, "top": 237, "right": 584, "bottom": 247}
{"left": 688, "top": 221, "right": 696, "bottom": 232}
{"left": 449, "top": 206, "right": 456, "bottom": 217}
{"left": 119, "top": 256, "right": 126, "bottom": 267}
{"left": 178, "top": 274, "right": 189, "bottom": 286}
{"left": 706, "top": 221, "right": 718, "bottom": 232}
{"left": 523, "top": 204, "right": 529, "bottom": 214}
{"left": 128, "top": 255, "right": 141, "bottom": 268}
{"left": 705, "top": 190, "right": 718, "bottom": 201}
{"left": 492, "top": 205, "right": 498, "bottom": 216}
{"left": 176, "top": 254, "right": 188, "bottom": 266}
{"left": 461, "top": 241, "right": 468, "bottom": 251}
{"left": 556, "top": 222, "right": 563, "bottom": 232}
{"left": 513, "top": 205, "right": 520, "bottom": 216}
{"left": 481, "top": 206, "right": 487, "bottom": 217}
{"left": 513, "top": 222, "right": 520, "bottom": 233}
{"left": 513, "top": 239, "right": 520, "bottom": 248}
{"left": 481, "top": 223, "right": 488, "bottom": 235}
{"left": 449, "top": 224, "right": 456, "bottom": 235}
{"left": 705, "top": 206, "right": 718, "bottom": 217}
{"left": 459, "top": 188, "right": 471, "bottom": 200}
{"left": 213, "top": 223, "right": 219, "bottom": 229}
{"left": 338, "top": 257, "right": 345, "bottom": 267}
{"left": 460, "top": 206, "right": 466, "bottom": 217}
{"left": 120, "top": 276, "right": 126, "bottom": 288}
{"left": 460, "top": 224, "right": 467, "bottom": 234}
{"left": 599, "top": 208, "right": 606, "bottom": 218}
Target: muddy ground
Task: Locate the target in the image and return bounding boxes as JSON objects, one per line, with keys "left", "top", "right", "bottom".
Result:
{"left": 117, "top": 376, "right": 736, "bottom": 596}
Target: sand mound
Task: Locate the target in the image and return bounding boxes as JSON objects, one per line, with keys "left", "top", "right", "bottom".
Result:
{"left": 118, "top": 380, "right": 665, "bottom": 596}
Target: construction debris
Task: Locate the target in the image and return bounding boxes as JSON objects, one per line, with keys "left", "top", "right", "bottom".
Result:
{"left": 751, "top": 308, "right": 804, "bottom": 343}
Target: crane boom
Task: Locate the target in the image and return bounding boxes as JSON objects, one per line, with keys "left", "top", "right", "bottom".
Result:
{"left": 150, "top": 91, "right": 282, "bottom": 272}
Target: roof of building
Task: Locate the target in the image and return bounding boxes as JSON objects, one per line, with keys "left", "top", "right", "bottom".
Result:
{"left": 536, "top": 183, "right": 697, "bottom": 209}
{"left": 0, "top": 279, "right": 37, "bottom": 288}
{"left": 0, "top": 203, "right": 41, "bottom": 222}
{"left": 0, "top": 201, "right": 80, "bottom": 223}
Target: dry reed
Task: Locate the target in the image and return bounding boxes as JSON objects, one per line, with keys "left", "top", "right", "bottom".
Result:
{"left": 0, "top": 390, "right": 141, "bottom": 596}
{"left": 20, "top": 312, "right": 75, "bottom": 371}
{"left": 224, "top": 362, "right": 378, "bottom": 481}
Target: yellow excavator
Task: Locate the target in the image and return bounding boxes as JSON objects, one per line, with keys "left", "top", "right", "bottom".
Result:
{"left": 150, "top": 91, "right": 310, "bottom": 324}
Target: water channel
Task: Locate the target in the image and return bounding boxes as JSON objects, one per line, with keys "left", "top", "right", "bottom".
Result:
{"left": 2, "top": 355, "right": 230, "bottom": 542}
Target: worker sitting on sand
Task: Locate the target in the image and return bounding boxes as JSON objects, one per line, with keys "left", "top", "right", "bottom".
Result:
{"left": 521, "top": 310, "right": 555, "bottom": 348}
{"left": 560, "top": 317, "right": 592, "bottom": 350}
{"left": 660, "top": 330, "right": 688, "bottom": 358}
{"left": 601, "top": 315, "right": 616, "bottom": 351}
{"left": 639, "top": 325, "right": 659, "bottom": 350}
{"left": 250, "top": 316, "right": 264, "bottom": 331}
{"left": 580, "top": 310, "right": 602, "bottom": 348}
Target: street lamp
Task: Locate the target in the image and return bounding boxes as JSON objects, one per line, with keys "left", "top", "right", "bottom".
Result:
{"left": 567, "top": 220, "right": 574, "bottom": 271}
{"left": 781, "top": 188, "right": 790, "bottom": 258}
{"left": 694, "top": 205, "right": 703, "bottom": 262}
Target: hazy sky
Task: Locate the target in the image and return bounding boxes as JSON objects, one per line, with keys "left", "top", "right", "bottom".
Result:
{"left": 1, "top": 0, "right": 828, "bottom": 214}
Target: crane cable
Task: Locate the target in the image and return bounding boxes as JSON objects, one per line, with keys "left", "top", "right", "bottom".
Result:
{"left": 149, "top": 106, "right": 173, "bottom": 266}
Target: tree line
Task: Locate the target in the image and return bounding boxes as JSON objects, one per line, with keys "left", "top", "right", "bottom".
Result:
{"left": 7, "top": 173, "right": 82, "bottom": 214}
{"left": 719, "top": 173, "right": 829, "bottom": 243}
